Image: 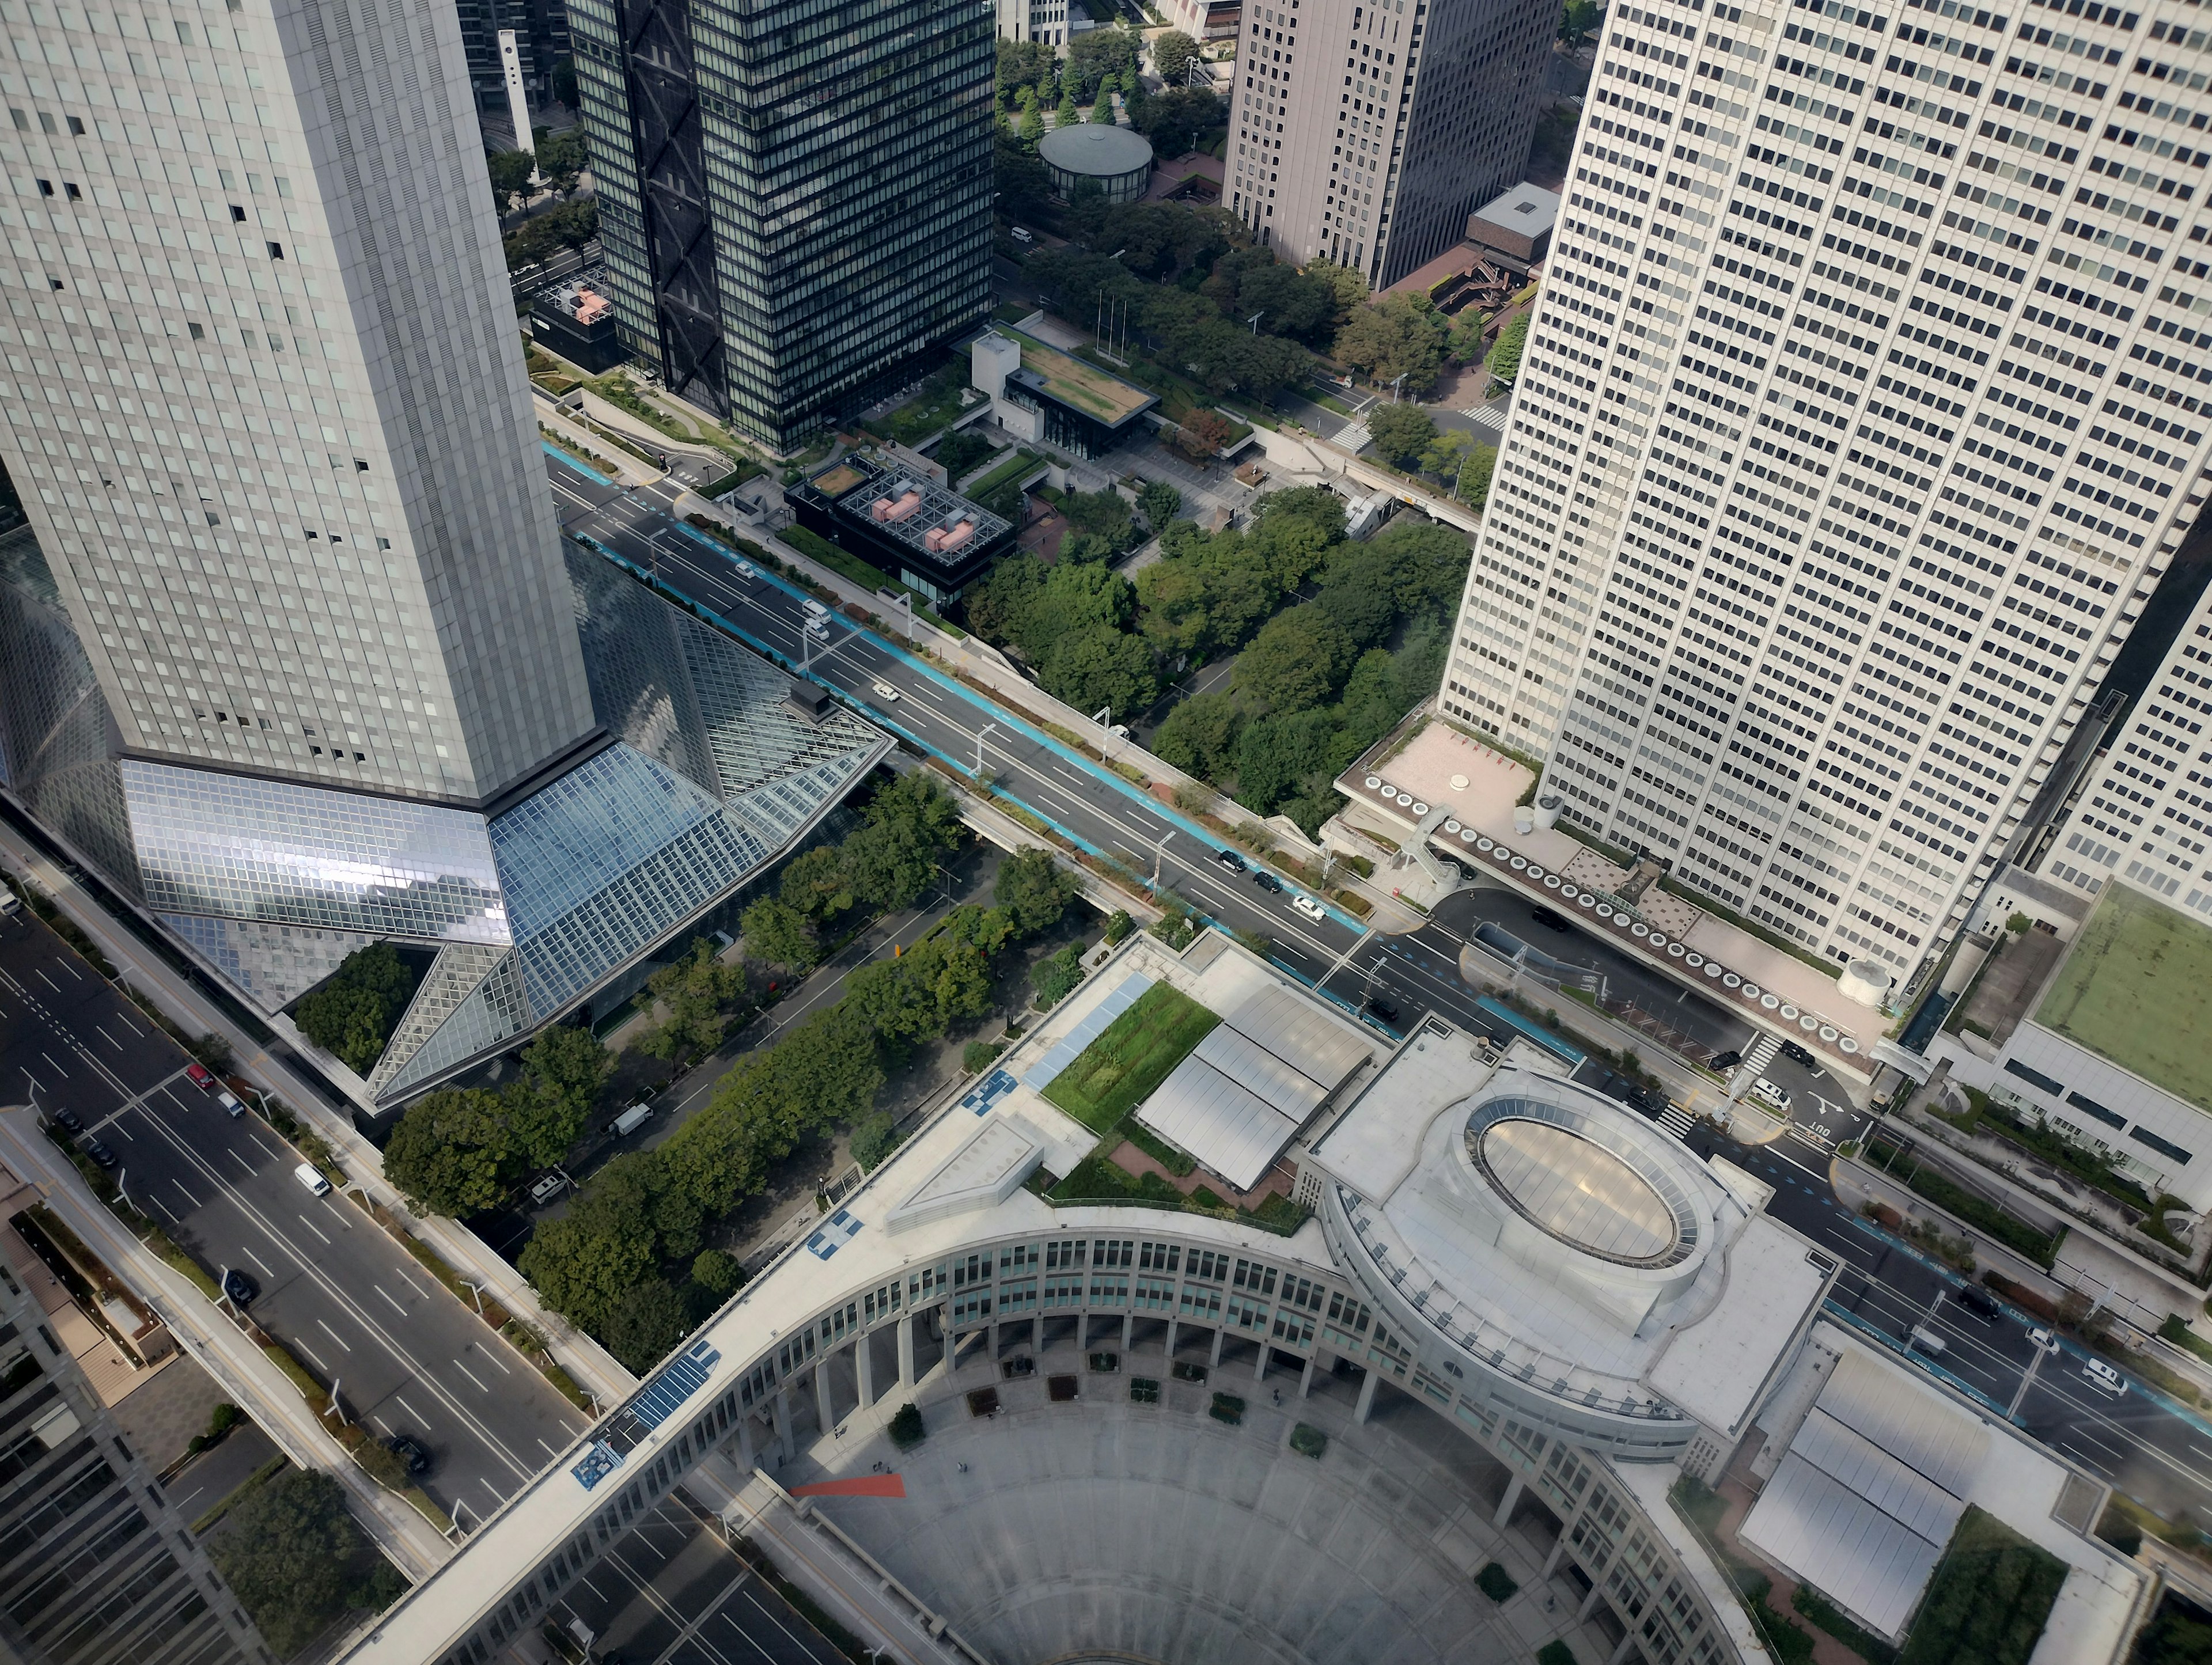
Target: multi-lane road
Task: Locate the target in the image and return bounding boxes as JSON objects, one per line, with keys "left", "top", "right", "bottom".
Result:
{"left": 546, "top": 442, "right": 2212, "bottom": 1526}
{"left": 0, "top": 901, "right": 588, "bottom": 1520}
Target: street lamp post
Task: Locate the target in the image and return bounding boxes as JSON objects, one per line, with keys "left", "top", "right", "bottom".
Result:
{"left": 974, "top": 722, "right": 1000, "bottom": 779}
{"left": 1092, "top": 704, "right": 1115, "bottom": 762}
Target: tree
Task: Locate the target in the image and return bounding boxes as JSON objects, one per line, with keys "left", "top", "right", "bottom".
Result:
{"left": 511, "top": 1024, "right": 612, "bottom": 1167}
{"left": 1560, "top": 0, "right": 1603, "bottom": 48}
{"left": 1177, "top": 408, "right": 1235, "bottom": 458}
{"left": 1335, "top": 293, "right": 1450, "bottom": 395}
{"left": 1061, "top": 487, "right": 1138, "bottom": 552}
{"left": 1418, "top": 427, "right": 1478, "bottom": 493}
{"left": 518, "top": 1150, "right": 677, "bottom": 1334}
{"left": 1448, "top": 305, "right": 1491, "bottom": 365}
{"left": 1128, "top": 86, "right": 1222, "bottom": 155}
{"left": 740, "top": 894, "right": 817, "bottom": 971}
{"left": 1056, "top": 86, "right": 1080, "bottom": 128}
{"left": 601, "top": 1277, "right": 691, "bottom": 1374}
{"left": 850, "top": 1109, "right": 906, "bottom": 1171}
{"left": 1302, "top": 258, "right": 1369, "bottom": 318}
{"left": 1234, "top": 707, "right": 1343, "bottom": 813}
{"left": 1366, "top": 401, "right": 1438, "bottom": 467}
{"left": 1233, "top": 604, "right": 1351, "bottom": 714}
{"left": 1033, "top": 942, "right": 1087, "bottom": 1008}
{"left": 502, "top": 198, "right": 596, "bottom": 271}
{"left": 208, "top": 1469, "right": 365, "bottom": 1656}
{"left": 781, "top": 844, "right": 858, "bottom": 921}
{"left": 533, "top": 127, "right": 588, "bottom": 196}
{"left": 995, "top": 131, "right": 1051, "bottom": 222}
{"left": 293, "top": 943, "right": 418, "bottom": 1076}
{"left": 1019, "top": 101, "right": 1045, "bottom": 151}
{"left": 638, "top": 937, "right": 748, "bottom": 1061}
{"left": 997, "top": 37, "right": 1056, "bottom": 98}
{"left": 1152, "top": 691, "right": 1245, "bottom": 780}
{"left": 1153, "top": 29, "right": 1202, "bottom": 85}
{"left": 1090, "top": 88, "right": 1117, "bottom": 122}
{"left": 996, "top": 846, "right": 1082, "bottom": 936}
{"left": 1138, "top": 480, "right": 1183, "bottom": 530}
{"left": 551, "top": 56, "right": 578, "bottom": 107}
{"left": 384, "top": 1088, "right": 517, "bottom": 1218}
{"left": 1488, "top": 310, "right": 1530, "bottom": 384}
{"left": 1043, "top": 624, "right": 1159, "bottom": 718}
{"left": 691, "top": 1247, "right": 745, "bottom": 1301}
{"left": 1459, "top": 443, "right": 1498, "bottom": 509}
{"left": 486, "top": 148, "right": 535, "bottom": 211}
{"left": 1069, "top": 28, "right": 1137, "bottom": 100}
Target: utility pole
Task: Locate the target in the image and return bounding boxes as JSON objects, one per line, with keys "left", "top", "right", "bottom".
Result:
{"left": 974, "top": 722, "right": 999, "bottom": 779}
{"left": 1093, "top": 704, "right": 1115, "bottom": 762}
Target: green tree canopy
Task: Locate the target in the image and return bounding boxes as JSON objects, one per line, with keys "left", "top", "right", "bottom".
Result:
{"left": 511, "top": 1024, "right": 613, "bottom": 1167}
{"left": 600, "top": 1277, "right": 691, "bottom": 1375}
{"left": 486, "top": 148, "right": 535, "bottom": 211}
{"left": 383, "top": 1087, "right": 518, "bottom": 1218}
{"left": 293, "top": 943, "right": 419, "bottom": 1077}
{"left": 1056, "top": 86, "right": 1081, "bottom": 128}
{"left": 1560, "top": 0, "right": 1603, "bottom": 47}
{"left": 996, "top": 846, "right": 1082, "bottom": 936}
{"left": 1152, "top": 690, "right": 1245, "bottom": 780}
{"left": 637, "top": 938, "right": 749, "bottom": 1063}
{"left": 996, "top": 37, "right": 1056, "bottom": 97}
{"left": 741, "top": 895, "right": 818, "bottom": 971}
{"left": 1090, "top": 88, "right": 1117, "bottom": 122}
{"left": 1068, "top": 28, "right": 1137, "bottom": 100}
{"left": 781, "top": 843, "right": 858, "bottom": 922}
{"left": 1233, "top": 603, "right": 1353, "bottom": 714}
{"left": 1335, "top": 293, "right": 1450, "bottom": 394}
{"left": 1152, "top": 28, "right": 1202, "bottom": 84}
{"left": 208, "top": 1469, "right": 370, "bottom": 1656}
{"left": 1365, "top": 401, "right": 1438, "bottom": 466}
{"left": 532, "top": 127, "right": 588, "bottom": 195}
{"left": 1128, "top": 86, "right": 1223, "bottom": 155}
{"left": 1043, "top": 623, "right": 1160, "bottom": 716}
{"left": 1488, "top": 310, "right": 1530, "bottom": 384}
{"left": 1138, "top": 480, "right": 1183, "bottom": 529}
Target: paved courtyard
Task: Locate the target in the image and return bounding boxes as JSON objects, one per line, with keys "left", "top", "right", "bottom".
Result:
{"left": 783, "top": 1326, "right": 1613, "bottom": 1664}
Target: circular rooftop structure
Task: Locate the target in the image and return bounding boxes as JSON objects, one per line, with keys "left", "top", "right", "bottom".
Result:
{"left": 1478, "top": 1118, "right": 1679, "bottom": 1265}
{"left": 1039, "top": 123, "right": 1155, "bottom": 205}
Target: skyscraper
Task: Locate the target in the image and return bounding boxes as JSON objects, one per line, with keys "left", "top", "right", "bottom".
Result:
{"left": 570, "top": 0, "right": 995, "bottom": 450}
{"left": 1225, "top": 0, "right": 1557, "bottom": 287}
{"left": 1436, "top": 0, "right": 2212, "bottom": 992}
{"left": 0, "top": 0, "right": 890, "bottom": 1105}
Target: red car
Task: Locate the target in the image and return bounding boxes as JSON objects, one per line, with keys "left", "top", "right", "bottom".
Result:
{"left": 185, "top": 1063, "right": 215, "bottom": 1090}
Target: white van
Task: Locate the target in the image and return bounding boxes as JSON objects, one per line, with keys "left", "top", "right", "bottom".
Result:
{"left": 1907, "top": 1325, "right": 1948, "bottom": 1358}
{"left": 2082, "top": 1357, "right": 2127, "bottom": 1396}
{"left": 800, "top": 597, "right": 830, "bottom": 619}
{"left": 1751, "top": 1078, "right": 1792, "bottom": 1113}
{"left": 293, "top": 1162, "right": 332, "bottom": 1197}
{"left": 217, "top": 1089, "right": 245, "bottom": 1119}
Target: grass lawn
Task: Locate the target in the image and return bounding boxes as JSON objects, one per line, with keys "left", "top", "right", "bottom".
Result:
{"left": 1898, "top": 1507, "right": 2066, "bottom": 1665}
{"left": 2035, "top": 883, "right": 2212, "bottom": 1109}
{"left": 1041, "top": 983, "right": 1220, "bottom": 1134}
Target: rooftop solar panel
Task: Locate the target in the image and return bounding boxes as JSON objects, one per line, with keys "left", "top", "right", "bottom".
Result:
{"left": 1021, "top": 973, "right": 1154, "bottom": 1091}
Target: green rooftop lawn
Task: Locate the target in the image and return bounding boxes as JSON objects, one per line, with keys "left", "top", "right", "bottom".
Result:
{"left": 1010, "top": 329, "right": 1154, "bottom": 424}
{"left": 1042, "top": 982, "right": 1219, "bottom": 1135}
{"left": 1898, "top": 1507, "right": 2066, "bottom": 1665}
{"left": 2035, "top": 883, "right": 2212, "bottom": 1110}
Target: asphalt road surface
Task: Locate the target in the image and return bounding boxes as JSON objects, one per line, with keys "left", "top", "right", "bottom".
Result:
{"left": 544, "top": 442, "right": 2212, "bottom": 1529}
{"left": 550, "top": 1493, "right": 847, "bottom": 1665}
{"left": 0, "top": 904, "right": 589, "bottom": 1519}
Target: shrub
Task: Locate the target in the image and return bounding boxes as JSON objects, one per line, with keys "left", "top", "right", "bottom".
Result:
{"left": 1032, "top": 942, "right": 1088, "bottom": 1009}
{"left": 1289, "top": 1423, "right": 1327, "bottom": 1459}
{"left": 963, "top": 1040, "right": 1007, "bottom": 1074}
{"left": 888, "top": 1402, "right": 926, "bottom": 1449}
{"left": 849, "top": 1109, "right": 905, "bottom": 1172}
{"left": 1104, "top": 909, "right": 1135, "bottom": 945}
{"left": 1209, "top": 1392, "right": 1244, "bottom": 1425}
{"left": 1474, "top": 1562, "right": 1517, "bottom": 1602}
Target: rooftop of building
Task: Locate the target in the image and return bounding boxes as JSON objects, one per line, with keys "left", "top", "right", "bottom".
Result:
{"left": 804, "top": 452, "right": 1012, "bottom": 559}
{"left": 1469, "top": 183, "right": 1560, "bottom": 241}
{"left": 2032, "top": 880, "right": 2212, "bottom": 1109}
{"left": 1037, "top": 122, "right": 1155, "bottom": 175}
{"left": 998, "top": 328, "right": 1158, "bottom": 427}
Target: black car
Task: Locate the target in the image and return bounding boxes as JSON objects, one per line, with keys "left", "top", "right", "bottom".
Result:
{"left": 1779, "top": 1038, "right": 1816, "bottom": 1068}
{"left": 222, "top": 1268, "right": 259, "bottom": 1309}
{"left": 51, "top": 1108, "right": 82, "bottom": 1135}
{"left": 1214, "top": 848, "right": 1248, "bottom": 873}
{"left": 385, "top": 1433, "right": 432, "bottom": 1476}
{"left": 81, "top": 1138, "right": 118, "bottom": 1169}
{"left": 1364, "top": 997, "right": 1402, "bottom": 1029}
{"left": 1955, "top": 1284, "right": 2001, "bottom": 1319}
{"left": 1709, "top": 1049, "right": 1744, "bottom": 1074}
{"left": 1530, "top": 906, "right": 1571, "bottom": 932}
{"left": 1251, "top": 869, "right": 1285, "bottom": 893}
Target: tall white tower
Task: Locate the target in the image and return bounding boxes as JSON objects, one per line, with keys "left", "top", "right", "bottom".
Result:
{"left": 1438, "top": 0, "right": 2212, "bottom": 988}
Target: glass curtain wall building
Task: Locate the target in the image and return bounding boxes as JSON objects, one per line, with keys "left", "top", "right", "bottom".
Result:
{"left": 1436, "top": 0, "right": 2212, "bottom": 996}
{"left": 568, "top": 0, "right": 995, "bottom": 449}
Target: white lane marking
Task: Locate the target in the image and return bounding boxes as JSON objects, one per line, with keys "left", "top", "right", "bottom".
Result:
{"left": 249, "top": 1133, "right": 280, "bottom": 1160}
{"left": 93, "top": 1025, "right": 122, "bottom": 1051}
{"left": 229, "top": 1149, "right": 257, "bottom": 1174}
{"left": 395, "top": 1393, "right": 430, "bottom": 1427}
{"left": 538, "top": 1438, "right": 561, "bottom": 1459}
{"left": 171, "top": 1178, "right": 201, "bottom": 1209}
{"left": 36, "top": 969, "right": 60, "bottom": 992}
{"left": 480, "top": 1477, "right": 508, "bottom": 1503}
{"left": 374, "top": 1284, "right": 409, "bottom": 1318}
{"left": 244, "top": 1247, "right": 276, "bottom": 1276}
{"left": 39, "top": 1050, "right": 68, "bottom": 1078}
{"left": 453, "top": 1357, "right": 490, "bottom": 1393}
{"left": 317, "top": 1318, "right": 354, "bottom": 1352}
{"left": 294, "top": 1336, "right": 328, "bottom": 1372}
{"left": 475, "top": 1345, "right": 513, "bottom": 1376}
{"left": 111, "top": 1006, "right": 146, "bottom": 1037}
{"left": 17, "top": 1067, "right": 39, "bottom": 1094}
{"left": 296, "top": 1211, "right": 333, "bottom": 1246}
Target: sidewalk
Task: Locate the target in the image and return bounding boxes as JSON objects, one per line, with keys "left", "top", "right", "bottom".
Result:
{"left": 0, "top": 821, "right": 638, "bottom": 1410}
{"left": 0, "top": 1116, "right": 454, "bottom": 1577}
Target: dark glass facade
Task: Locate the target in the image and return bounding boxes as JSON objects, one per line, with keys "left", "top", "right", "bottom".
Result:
{"left": 569, "top": 0, "right": 995, "bottom": 450}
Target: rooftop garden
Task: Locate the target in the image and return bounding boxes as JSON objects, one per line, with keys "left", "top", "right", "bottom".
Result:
{"left": 2035, "top": 883, "right": 2212, "bottom": 1111}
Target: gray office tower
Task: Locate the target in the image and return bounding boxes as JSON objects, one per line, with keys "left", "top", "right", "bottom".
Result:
{"left": 0, "top": 0, "right": 888, "bottom": 1107}
{"left": 569, "top": 0, "right": 997, "bottom": 450}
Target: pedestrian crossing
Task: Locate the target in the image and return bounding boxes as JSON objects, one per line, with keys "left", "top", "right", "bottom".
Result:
{"left": 1334, "top": 422, "right": 1371, "bottom": 454}
{"left": 1657, "top": 1099, "right": 1695, "bottom": 1139}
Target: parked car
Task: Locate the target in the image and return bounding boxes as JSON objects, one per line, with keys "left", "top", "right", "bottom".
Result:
{"left": 2083, "top": 1357, "right": 2128, "bottom": 1396}
{"left": 81, "top": 1137, "right": 118, "bottom": 1168}
{"left": 293, "top": 1162, "right": 332, "bottom": 1197}
{"left": 221, "top": 1268, "right": 259, "bottom": 1309}
{"left": 1955, "top": 1284, "right": 2001, "bottom": 1319}
{"left": 1907, "top": 1325, "right": 1948, "bottom": 1357}
{"left": 1529, "top": 907, "right": 1570, "bottom": 932}
{"left": 185, "top": 1062, "right": 215, "bottom": 1090}
{"left": 610, "top": 1101, "right": 653, "bottom": 1139}
{"left": 384, "top": 1433, "right": 433, "bottom": 1476}
{"left": 1779, "top": 1038, "right": 1816, "bottom": 1068}
{"left": 1292, "top": 894, "right": 1327, "bottom": 923}
{"left": 1010, "top": 225, "right": 1036, "bottom": 244}
{"left": 1750, "top": 1078, "right": 1792, "bottom": 1113}
{"left": 216, "top": 1089, "right": 245, "bottom": 1119}
{"left": 1213, "top": 848, "right": 1248, "bottom": 873}
{"left": 0, "top": 890, "right": 19, "bottom": 917}
{"left": 800, "top": 597, "right": 829, "bottom": 619}
{"left": 529, "top": 1172, "right": 567, "bottom": 1207}
{"left": 2029, "top": 1327, "right": 2061, "bottom": 1356}
{"left": 50, "top": 1107, "right": 82, "bottom": 1135}
{"left": 1364, "top": 995, "right": 1402, "bottom": 1026}
{"left": 1708, "top": 1049, "right": 1744, "bottom": 1074}
{"left": 1251, "top": 870, "right": 1284, "bottom": 894}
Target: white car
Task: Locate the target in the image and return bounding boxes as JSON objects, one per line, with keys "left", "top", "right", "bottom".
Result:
{"left": 1010, "top": 226, "right": 1035, "bottom": 244}
{"left": 294, "top": 1162, "right": 332, "bottom": 1197}
{"left": 801, "top": 597, "right": 830, "bottom": 618}
{"left": 732, "top": 560, "right": 757, "bottom": 581}
{"left": 2082, "top": 1357, "right": 2127, "bottom": 1396}
{"left": 2029, "top": 1327, "right": 2061, "bottom": 1356}
{"left": 805, "top": 617, "right": 830, "bottom": 639}
{"left": 872, "top": 681, "right": 902, "bottom": 703}
{"left": 1750, "top": 1078, "right": 1792, "bottom": 1113}
{"left": 1292, "top": 894, "right": 1327, "bottom": 923}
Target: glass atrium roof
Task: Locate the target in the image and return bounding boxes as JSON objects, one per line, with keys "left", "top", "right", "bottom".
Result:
{"left": 1478, "top": 1118, "right": 1678, "bottom": 1266}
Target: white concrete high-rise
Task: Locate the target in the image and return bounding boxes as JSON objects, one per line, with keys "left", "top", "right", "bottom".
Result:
{"left": 0, "top": 0, "right": 596, "bottom": 808}
{"left": 1438, "top": 0, "right": 2212, "bottom": 990}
